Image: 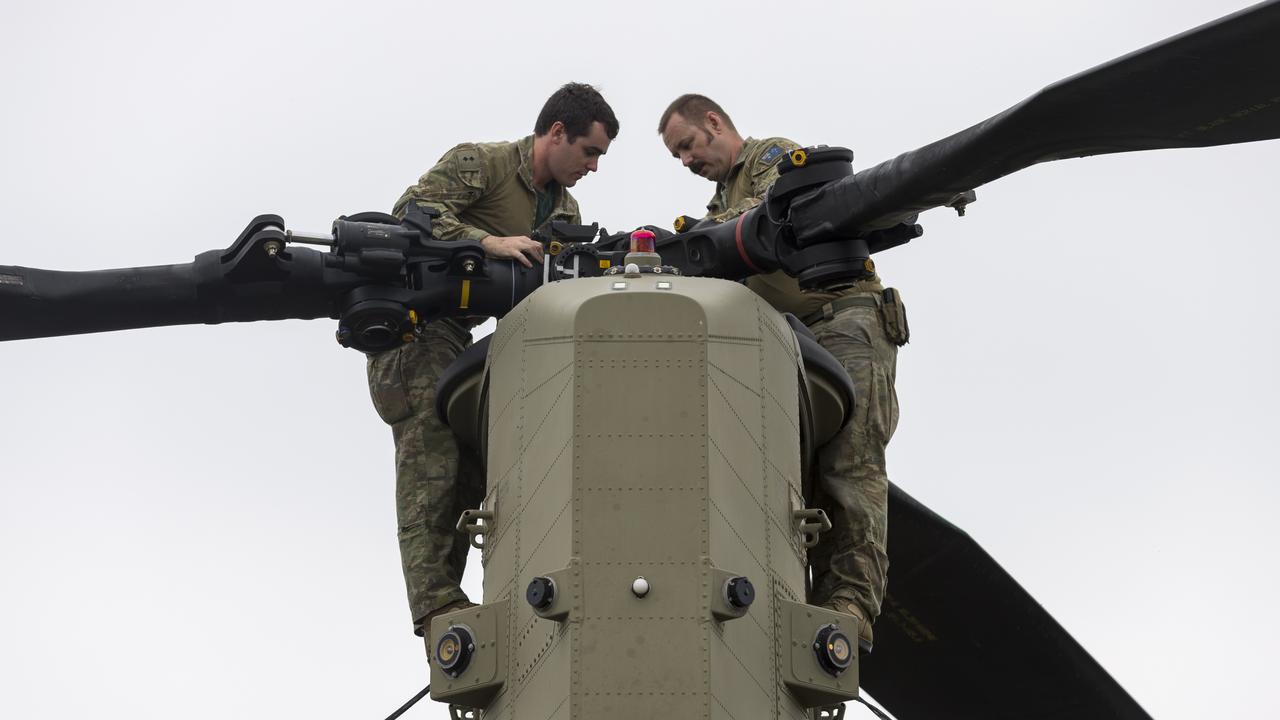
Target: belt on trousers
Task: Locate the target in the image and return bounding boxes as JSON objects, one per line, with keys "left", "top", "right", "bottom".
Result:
{"left": 800, "top": 294, "right": 879, "bottom": 326}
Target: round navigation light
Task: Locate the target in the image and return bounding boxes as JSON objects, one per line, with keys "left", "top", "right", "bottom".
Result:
{"left": 813, "top": 623, "right": 853, "bottom": 677}
{"left": 725, "top": 576, "right": 755, "bottom": 609}
{"left": 630, "top": 229, "right": 656, "bottom": 254}
{"left": 526, "top": 576, "right": 556, "bottom": 610}
{"left": 632, "top": 576, "right": 650, "bottom": 597}
{"left": 435, "top": 624, "right": 476, "bottom": 678}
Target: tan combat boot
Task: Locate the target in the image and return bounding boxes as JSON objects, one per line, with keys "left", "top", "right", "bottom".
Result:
{"left": 421, "top": 599, "right": 478, "bottom": 664}
{"left": 821, "top": 598, "right": 874, "bottom": 655}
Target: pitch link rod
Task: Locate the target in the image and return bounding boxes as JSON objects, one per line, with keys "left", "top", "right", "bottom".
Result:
{"left": 286, "top": 230, "right": 336, "bottom": 247}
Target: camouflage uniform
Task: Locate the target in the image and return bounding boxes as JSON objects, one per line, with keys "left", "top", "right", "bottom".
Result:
{"left": 369, "top": 135, "right": 581, "bottom": 635}
{"left": 707, "top": 137, "right": 900, "bottom": 623}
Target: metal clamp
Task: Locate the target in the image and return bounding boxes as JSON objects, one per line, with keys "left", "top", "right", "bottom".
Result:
{"left": 456, "top": 509, "right": 495, "bottom": 550}
{"left": 793, "top": 508, "right": 832, "bottom": 548}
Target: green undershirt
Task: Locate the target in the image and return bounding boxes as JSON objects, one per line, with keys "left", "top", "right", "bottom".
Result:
{"left": 534, "top": 182, "right": 559, "bottom": 229}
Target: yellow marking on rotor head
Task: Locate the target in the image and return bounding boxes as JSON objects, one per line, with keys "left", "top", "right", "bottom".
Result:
{"left": 408, "top": 309, "right": 419, "bottom": 325}
{"left": 459, "top": 279, "right": 471, "bottom": 309}
{"left": 599, "top": 259, "right": 611, "bottom": 269}
{"left": 790, "top": 149, "right": 808, "bottom": 167}
{"left": 864, "top": 259, "right": 876, "bottom": 274}
{"left": 673, "top": 216, "right": 686, "bottom": 232}
{"left": 548, "top": 240, "right": 564, "bottom": 255}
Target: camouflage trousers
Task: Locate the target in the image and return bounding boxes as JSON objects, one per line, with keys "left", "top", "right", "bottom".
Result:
{"left": 367, "top": 318, "right": 486, "bottom": 635}
{"left": 806, "top": 283, "right": 901, "bottom": 622}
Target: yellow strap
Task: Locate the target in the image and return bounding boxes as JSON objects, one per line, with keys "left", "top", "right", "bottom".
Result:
{"left": 459, "top": 279, "right": 471, "bottom": 309}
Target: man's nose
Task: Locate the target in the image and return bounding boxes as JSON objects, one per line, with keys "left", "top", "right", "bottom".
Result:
{"left": 586, "top": 157, "right": 599, "bottom": 173}
{"left": 681, "top": 152, "right": 694, "bottom": 167}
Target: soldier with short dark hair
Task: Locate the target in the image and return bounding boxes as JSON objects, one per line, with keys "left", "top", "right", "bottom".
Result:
{"left": 369, "top": 83, "right": 619, "bottom": 659}
{"left": 659, "top": 93, "right": 904, "bottom": 652}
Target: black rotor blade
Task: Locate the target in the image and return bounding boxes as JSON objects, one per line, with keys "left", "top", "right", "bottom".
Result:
{"left": 0, "top": 261, "right": 211, "bottom": 340}
{"left": 0, "top": 215, "right": 357, "bottom": 341}
{"left": 861, "top": 483, "right": 1151, "bottom": 720}
{"left": 0, "top": 250, "right": 341, "bottom": 342}
{"left": 792, "top": 0, "right": 1280, "bottom": 240}
{"left": 0, "top": 246, "right": 540, "bottom": 345}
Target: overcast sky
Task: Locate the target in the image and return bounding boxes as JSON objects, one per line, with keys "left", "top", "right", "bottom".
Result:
{"left": 2, "top": 1, "right": 1277, "bottom": 718}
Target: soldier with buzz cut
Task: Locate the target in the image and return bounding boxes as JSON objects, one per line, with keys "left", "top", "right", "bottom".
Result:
{"left": 658, "top": 93, "right": 907, "bottom": 653}
{"left": 368, "top": 83, "right": 619, "bottom": 659}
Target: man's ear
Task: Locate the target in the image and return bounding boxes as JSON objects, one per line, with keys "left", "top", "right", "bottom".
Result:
{"left": 705, "top": 111, "right": 724, "bottom": 135}
{"left": 549, "top": 120, "right": 566, "bottom": 143}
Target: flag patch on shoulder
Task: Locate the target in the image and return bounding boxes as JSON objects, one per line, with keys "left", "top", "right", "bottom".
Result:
{"left": 759, "top": 144, "right": 785, "bottom": 165}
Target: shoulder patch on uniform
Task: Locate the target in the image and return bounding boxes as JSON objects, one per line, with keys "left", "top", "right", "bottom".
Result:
{"left": 454, "top": 145, "right": 483, "bottom": 173}
{"left": 758, "top": 144, "right": 786, "bottom": 167}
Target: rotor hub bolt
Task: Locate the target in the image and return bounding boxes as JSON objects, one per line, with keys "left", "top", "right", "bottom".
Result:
{"left": 462, "top": 258, "right": 478, "bottom": 274}
{"left": 263, "top": 239, "right": 283, "bottom": 257}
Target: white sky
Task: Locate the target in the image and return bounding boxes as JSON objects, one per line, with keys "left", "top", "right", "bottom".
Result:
{"left": 2, "top": 1, "right": 1277, "bottom": 718}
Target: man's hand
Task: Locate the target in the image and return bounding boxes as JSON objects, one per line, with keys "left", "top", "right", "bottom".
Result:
{"left": 481, "top": 235, "right": 544, "bottom": 268}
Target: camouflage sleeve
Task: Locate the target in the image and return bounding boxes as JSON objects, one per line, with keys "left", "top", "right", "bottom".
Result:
{"left": 566, "top": 193, "right": 583, "bottom": 224}
{"left": 391, "top": 143, "right": 491, "bottom": 243}
{"left": 708, "top": 138, "right": 802, "bottom": 223}
{"left": 707, "top": 197, "right": 762, "bottom": 223}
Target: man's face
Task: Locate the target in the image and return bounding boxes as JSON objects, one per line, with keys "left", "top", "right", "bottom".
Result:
{"left": 662, "top": 111, "right": 736, "bottom": 183}
{"left": 547, "top": 120, "right": 611, "bottom": 187}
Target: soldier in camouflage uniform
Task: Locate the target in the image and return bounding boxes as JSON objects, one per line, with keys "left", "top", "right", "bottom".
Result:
{"left": 659, "top": 94, "right": 907, "bottom": 651}
{"left": 368, "top": 83, "right": 619, "bottom": 656}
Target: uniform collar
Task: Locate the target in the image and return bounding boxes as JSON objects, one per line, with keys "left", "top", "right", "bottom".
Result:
{"left": 718, "top": 136, "right": 758, "bottom": 191}
{"left": 516, "top": 134, "right": 537, "bottom": 192}
{"left": 516, "top": 134, "right": 566, "bottom": 198}
{"left": 517, "top": 134, "right": 576, "bottom": 218}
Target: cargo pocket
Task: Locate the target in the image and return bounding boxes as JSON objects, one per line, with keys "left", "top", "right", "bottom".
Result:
{"left": 367, "top": 345, "right": 415, "bottom": 425}
{"left": 879, "top": 288, "right": 910, "bottom": 346}
{"left": 866, "top": 363, "right": 900, "bottom": 446}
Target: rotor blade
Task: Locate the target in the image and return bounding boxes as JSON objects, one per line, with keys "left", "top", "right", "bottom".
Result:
{"left": 861, "top": 483, "right": 1152, "bottom": 720}
{"left": 0, "top": 255, "right": 337, "bottom": 341}
{"left": 0, "top": 247, "right": 541, "bottom": 344}
{"left": 0, "top": 215, "right": 357, "bottom": 341}
{"left": 792, "top": 0, "right": 1280, "bottom": 240}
